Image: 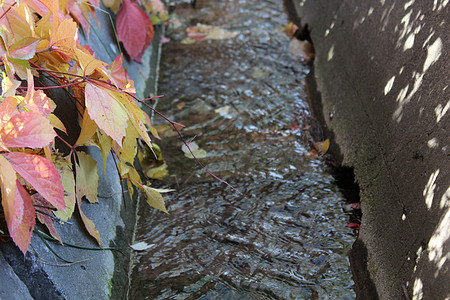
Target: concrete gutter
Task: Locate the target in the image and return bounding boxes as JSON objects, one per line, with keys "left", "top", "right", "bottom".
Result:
{"left": 0, "top": 8, "right": 162, "bottom": 300}
{"left": 287, "top": 0, "right": 449, "bottom": 299}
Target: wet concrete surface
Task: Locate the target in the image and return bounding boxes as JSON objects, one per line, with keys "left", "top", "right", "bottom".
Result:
{"left": 129, "top": 0, "right": 355, "bottom": 298}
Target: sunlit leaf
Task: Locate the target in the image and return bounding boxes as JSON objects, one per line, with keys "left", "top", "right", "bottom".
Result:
{"left": 0, "top": 111, "right": 56, "bottom": 148}
{"left": 3, "top": 152, "right": 65, "bottom": 211}
{"left": 0, "top": 154, "right": 18, "bottom": 234}
{"left": 23, "top": 69, "right": 55, "bottom": 117}
{"left": 8, "top": 37, "right": 40, "bottom": 60}
{"left": 85, "top": 82, "right": 129, "bottom": 147}
{"left": 11, "top": 180, "right": 36, "bottom": 255}
{"left": 50, "top": 18, "right": 78, "bottom": 55}
{"left": 145, "top": 163, "right": 168, "bottom": 180}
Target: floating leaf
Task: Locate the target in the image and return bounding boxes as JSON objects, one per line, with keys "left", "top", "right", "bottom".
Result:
{"left": 141, "top": 185, "right": 168, "bottom": 213}
{"left": 116, "top": 0, "right": 154, "bottom": 62}
{"left": 130, "top": 241, "right": 154, "bottom": 251}
{"left": 313, "top": 139, "right": 330, "bottom": 155}
{"left": 181, "top": 141, "right": 208, "bottom": 159}
{"left": 3, "top": 152, "right": 65, "bottom": 211}
{"left": 145, "top": 163, "right": 168, "bottom": 180}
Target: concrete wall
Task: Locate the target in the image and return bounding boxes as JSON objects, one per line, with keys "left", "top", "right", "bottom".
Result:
{"left": 290, "top": 0, "right": 449, "bottom": 299}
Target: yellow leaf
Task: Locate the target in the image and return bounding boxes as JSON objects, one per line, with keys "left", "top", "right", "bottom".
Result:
{"left": 75, "top": 47, "right": 107, "bottom": 76}
{"left": 75, "top": 152, "right": 99, "bottom": 204}
{"left": 50, "top": 18, "right": 78, "bottom": 55}
{"left": 145, "top": 163, "right": 168, "bottom": 180}
{"left": 0, "top": 155, "right": 18, "bottom": 230}
{"left": 77, "top": 197, "right": 102, "bottom": 246}
{"left": 115, "top": 121, "right": 139, "bottom": 165}
{"left": 48, "top": 114, "right": 67, "bottom": 134}
{"left": 141, "top": 185, "right": 168, "bottom": 213}
{"left": 54, "top": 160, "right": 75, "bottom": 221}
{"left": 85, "top": 83, "right": 129, "bottom": 147}
{"left": 97, "top": 131, "right": 112, "bottom": 172}
{"left": 75, "top": 108, "right": 98, "bottom": 146}
{"left": 102, "top": 0, "right": 122, "bottom": 14}
{"left": 313, "top": 139, "right": 330, "bottom": 155}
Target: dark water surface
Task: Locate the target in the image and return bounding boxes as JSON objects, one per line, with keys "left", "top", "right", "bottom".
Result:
{"left": 128, "top": 0, "right": 355, "bottom": 299}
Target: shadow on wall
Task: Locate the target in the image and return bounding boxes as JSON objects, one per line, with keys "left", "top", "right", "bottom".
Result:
{"left": 303, "top": 0, "right": 448, "bottom": 298}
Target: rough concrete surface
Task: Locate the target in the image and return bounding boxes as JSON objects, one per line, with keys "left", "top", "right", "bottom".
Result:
{"left": 289, "top": 0, "right": 449, "bottom": 299}
{"left": 0, "top": 6, "right": 161, "bottom": 300}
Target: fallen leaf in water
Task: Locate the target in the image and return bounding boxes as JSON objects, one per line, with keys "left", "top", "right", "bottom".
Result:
{"left": 214, "top": 105, "right": 230, "bottom": 116}
{"left": 130, "top": 241, "right": 154, "bottom": 251}
{"left": 284, "top": 22, "right": 299, "bottom": 38}
{"left": 288, "top": 38, "right": 315, "bottom": 61}
{"left": 347, "top": 222, "right": 360, "bottom": 228}
{"left": 181, "top": 141, "right": 208, "bottom": 159}
{"left": 177, "top": 102, "right": 186, "bottom": 110}
{"left": 145, "top": 163, "right": 169, "bottom": 180}
{"left": 303, "top": 149, "right": 318, "bottom": 160}
{"left": 314, "top": 139, "right": 330, "bottom": 154}
{"left": 182, "top": 24, "right": 239, "bottom": 43}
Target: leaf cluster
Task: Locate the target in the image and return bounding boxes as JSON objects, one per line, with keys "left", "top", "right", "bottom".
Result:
{"left": 0, "top": 0, "right": 168, "bottom": 254}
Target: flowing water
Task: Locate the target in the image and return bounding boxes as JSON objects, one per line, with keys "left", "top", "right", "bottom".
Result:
{"left": 128, "top": 0, "right": 355, "bottom": 298}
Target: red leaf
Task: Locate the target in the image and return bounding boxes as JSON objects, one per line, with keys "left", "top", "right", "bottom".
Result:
{"left": 3, "top": 152, "right": 65, "bottom": 211}
{"left": 346, "top": 222, "right": 360, "bottom": 229}
{"left": 11, "top": 181, "right": 36, "bottom": 255}
{"left": 116, "top": 0, "right": 154, "bottom": 62}
{"left": 0, "top": 111, "right": 56, "bottom": 148}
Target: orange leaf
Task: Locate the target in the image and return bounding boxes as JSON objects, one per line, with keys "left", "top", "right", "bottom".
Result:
{"left": 50, "top": 18, "right": 78, "bottom": 55}
{"left": 23, "top": 69, "right": 55, "bottom": 117}
{"left": 0, "top": 111, "right": 56, "bottom": 148}
{"left": 116, "top": 0, "right": 154, "bottom": 62}
{"left": 11, "top": 180, "right": 36, "bottom": 255}
{"left": 85, "top": 82, "right": 129, "bottom": 147}
{"left": 75, "top": 47, "right": 107, "bottom": 76}
{"left": 3, "top": 152, "right": 65, "bottom": 211}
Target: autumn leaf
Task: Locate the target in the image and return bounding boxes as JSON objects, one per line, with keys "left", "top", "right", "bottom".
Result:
{"left": 77, "top": 197, "right": 102, "bottom": 246}
{"left": 50, "top": 18, "right": 78, "bottom": 55}
{"left": 1, "top": 73, "right": 21, "bottom": 97}
{"left": 313, "top": 139, "right": 330, "bottom": 155}
{"left": 53, "top": 157, "right": 76, "bottom": 221}
{"left": 85, "top": 82, "right": 129, "bottom": 147}
{"left": 0, "top": 111, "right": 56, "bottom": 148}
{"left": 23, "top": 69, "right": 55, "bottom": 117}
{"left": 106, "top": 54, "right": 135, "bottom": 93}
{"left": 8, "top": 37, "right": 40, "bottom": 60}
{"left": 75, "top": 108, "right": 98, "bottom": 146}
{"left": 11, "top": 180, "right": 36, "bottom": 255}
{"left": 75, "top": 151, "right": 99, "bottom": 204}
{"left": 141, "top": 185, "right": 168, "bottom": 213}
{"left": 0, "top": 154, "right": 18, "bottom": 233}
{"left": 116, "top": 0, "right": 154, "bottom": 62}
{"left": 3, "top": 152, "right": 65, "bottom": 211}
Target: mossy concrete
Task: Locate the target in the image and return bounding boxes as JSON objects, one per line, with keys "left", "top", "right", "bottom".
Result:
{"left": 289, "top": 0, "right": 449, "bottom": 299}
